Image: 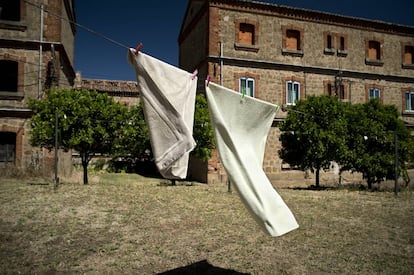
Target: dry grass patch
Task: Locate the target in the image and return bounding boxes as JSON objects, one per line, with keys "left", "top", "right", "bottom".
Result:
{"left": 1, "top": 173, "right": 413, "bottom": 274}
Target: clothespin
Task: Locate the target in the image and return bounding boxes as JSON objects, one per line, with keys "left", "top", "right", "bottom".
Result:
{"left": 241, "top": 89, "right": 246, "bottom": 99}
{"left": 191, "top": 69, "right": 198, "bottom": 80}
{"left": 275, "top": 101, "right": 280, "bottom": 111}
{"left": 206, "top": 75, "right": 211, "bottom": 86}
{"left": 134, "top": 42, "right": 143, "bottom": 55}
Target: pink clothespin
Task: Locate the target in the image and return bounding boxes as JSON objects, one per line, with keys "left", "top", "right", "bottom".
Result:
{"left": 206, "top": 75, "right": 211, "bottom": 86}
{"left": 191, "top": 69, "right": 198, "bottom": 80}
{"left": 134, "top": 43, "right": 143, "bottom": 55}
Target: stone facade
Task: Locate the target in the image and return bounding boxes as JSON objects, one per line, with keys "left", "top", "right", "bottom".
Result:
{"left": 0, "top": 0, "right": 76, "bottom": 173}
{"left": 75, "top": 72, "right": 140, "bottom": 107}
{"left": 179, "top": 0, "right": 414, "bottom": 183}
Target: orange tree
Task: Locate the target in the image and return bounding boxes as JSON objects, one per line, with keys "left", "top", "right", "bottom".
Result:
{"left": 279, "top": 95, "right": 348, "bottom": 188}
{"left": 29, "top": 89, "right": 128, "bottom": 184}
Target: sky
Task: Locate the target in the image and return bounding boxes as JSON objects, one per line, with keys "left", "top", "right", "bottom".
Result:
{"left": 74, "top": 0, "right": 413, "bottom": 81}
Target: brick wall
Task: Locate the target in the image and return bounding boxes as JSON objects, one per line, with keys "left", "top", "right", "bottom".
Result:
{"left": 0, "top": 0, "right": 76, "bottom": 173}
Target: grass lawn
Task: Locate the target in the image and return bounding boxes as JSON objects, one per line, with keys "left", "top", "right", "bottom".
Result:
{"left": 1, "top": 172, "right": 413, "bottom": 274}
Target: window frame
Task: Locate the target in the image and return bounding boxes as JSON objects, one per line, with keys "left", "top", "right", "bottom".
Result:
{"left": 324, "top": 80, "right": 349, "bottom": 101}
{"left": 404, "top": 90, "right": 414, "bottom": 112}
{"left": 238, "top": 23, "right": 255, "bottom": 46}
{"left": 0, "top": 0, "right": 27, "bottom": 31}
{"left": 0, "top": 132, "right": 16, "bottom": 165}
{"left": 0, "top": 60, "right": 18, "bottom": 92}
{"left": 323, "top": 31, "right": 335, "bottom": 55}
{"left": 282, "top": 25, "right": 304, "bottom": 57}
{"left": 337, "top": 34, "right": 348, "bottom": 57}
{"left": 365, "top": 84, "right": 383, "bottom": 103}
{"left": 402, "top": 42, "right": 414, "bottom": 69}
{"left": 369, "top": 88, "right": 381, "bottom": 99}
{"left": 0, "top": 0, "right": 20, "bottom": 21}
{"left": 0, "top": 54, "right": 25, "bottom": 99}
{"left": 365, "top": 38, "right": 384, "bottom": 66}
{"left": 234, "top": 18, "right": 259, "bottom": 52}
{"left": 239, "top": 77, "right": 255, "bottom": 97}
{"left": 286, "top": 80, "right": 300, "bottom": 105}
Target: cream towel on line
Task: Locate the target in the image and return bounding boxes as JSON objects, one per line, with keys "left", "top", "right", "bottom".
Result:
{"left": 127, "top": 49, "right": 197, "bottom": 179}
{"left": 206, "top": 82, "right": 299, "bottom": 237}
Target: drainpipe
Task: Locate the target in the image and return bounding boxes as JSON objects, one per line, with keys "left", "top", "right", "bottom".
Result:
{"left": 38, "top": 3, "right": 44, "bottom": 99}
{"left": 220, "top": 42, "right": 223, "bottom": 85}
{"left": 220, "top": 42, "right": 231, "bottom": 192}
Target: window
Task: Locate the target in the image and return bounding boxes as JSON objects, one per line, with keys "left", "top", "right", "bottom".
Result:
{"left": 282, "top": 26, "right": 304, "bottom": 56}
{"left": 338, "top": 85, "right": 345, "bottom": 99}
{"left": 365, "top": 39, "right": 383, "bottom": 66}
{"left": 324, "top": 32, "right": 347, "bottom": 56}
{"left": 365, "top": 84, "right": 383, "bottom": 102}
{"left": 403, "top": 45, "right": 414, "bottom": 65}
{"left": 286, "top": 81, "right": 300, "bottom": 105}
{"left": 369, "top": 88, "right": 381, "bottom": 99}
{"left": 286, "top": 30, "right": 300, "bottom": 51}
{"left": 0, "top": 132, "right": 16, "bottom": 166}
{"left": 405, "top": 91, "right": 414, "bottom": 111}
{"left": 339, "top": 36, "right": 345, "bottom": 51}
{"left": 0, "top": 60, "right": 18, "bottom": 92}
{"left": 368, "top": 41, "right": 380, "bottom": 60}
{"left": 239, "top": 77, "right": 254, "bottom": 97}
{"left": 337, "top": 34, "right": 348, "bottom": 57}
{"left": 323, "top": 32, "right": 335, "bottom": 55}
{"left": 0, "top": 0, "right": 20, "bottom": 21}
{"left": 327, "top": 34, "right": 333, "bottom": 49}
{"left": 327, "top": 83, "right": 334, "bottom": 96}
{"left": 324, "top": 80, "right": 348, "bottom": 100}
{"left": 234, "top": 19, "right": 259, "bottom": 52}
{"left": 238, "top": 23, "right": 255, "bottom": 46}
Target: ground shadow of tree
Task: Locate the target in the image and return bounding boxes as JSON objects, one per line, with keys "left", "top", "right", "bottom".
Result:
{"left": 157, "top": 259, "right": 250, "bottom": 275}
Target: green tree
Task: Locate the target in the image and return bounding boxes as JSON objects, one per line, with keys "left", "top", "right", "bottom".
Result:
{"left": 279, "top": 95, "right": 348, "bottom": 187}
{"left": 191, "top": 93, "right": 215, "bottom": 161}
{"left": 112, "top": 103, "right": 152, "bottom": 171}
{"left": 342, "top": 99, "right": 414, "bottom": 189}
{"left": 29, "top": 89, "right": 128, "bottom": 184}
{"left": 112, "top": 94, "right": 214, "bottom": 176}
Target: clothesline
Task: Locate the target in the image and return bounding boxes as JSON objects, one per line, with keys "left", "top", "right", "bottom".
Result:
{"left": 23, "top": 0, "right": 131, "bottom": 50}
{"left": 21, "top": 0, "right": 401, "bottom": 121}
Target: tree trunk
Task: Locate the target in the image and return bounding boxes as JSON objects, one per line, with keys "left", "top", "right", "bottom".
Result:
{"left": 81, "top": 152, "right": 89, "bottom": 185}
{"left": 367, "top": 179, "right": 372, "bottom": 190}
{"left": 315, "top": 168, "right": 320, "bottom": 188}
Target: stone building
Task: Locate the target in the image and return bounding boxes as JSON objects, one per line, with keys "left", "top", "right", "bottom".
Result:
{"left": 75, "top": 73, "right": 139, "bottom": 107}
{"left": 0, "top": 0, "right": 76, "bottom": 172}
{"left": 179, "top": 0, "right": 414, "bottom": 183}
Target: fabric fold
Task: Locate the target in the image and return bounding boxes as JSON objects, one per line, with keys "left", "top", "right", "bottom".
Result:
{"left": 206, "top": 82, "right": 299, "bottom": 237}
{"left": 127, "top": 49, "right": 197, "bottom": 179}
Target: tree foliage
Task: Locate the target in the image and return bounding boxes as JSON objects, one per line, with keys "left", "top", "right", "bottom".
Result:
{"left": 29, "top": 89, "right": 128, "bottom": 184}
{"left": 191, "top": 93, "right": 215, "bottom": 161}
{"left": 111, "top": 103, "right": 152, "bottom": 172}
{"left": 111, "top": 94, "right": 215, "bottom": 175}
{"left": 342, "top": 99, "right": 414, "bottom": 189}
{"left": 279, "top": 95, "right": 348, "bottom": 187}
{"left": 279, "top": 96, "right": 414, "bottom": 189}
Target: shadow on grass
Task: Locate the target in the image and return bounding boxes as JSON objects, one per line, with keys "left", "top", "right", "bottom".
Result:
{"left": 288, "top": 183, "right": 411, "bottom": 192}
{"left": 157, "top": 259, "right": 249, "bottom": 275}
{"left": 289, "top": 185, "right": 337, "bottom": 191}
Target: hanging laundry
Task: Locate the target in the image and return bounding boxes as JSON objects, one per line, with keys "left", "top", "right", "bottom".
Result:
{"left": 127, "top": 49, "right": 197, "bottom": 179}
{"left": 206, "top": 82, "right": 299, "bottom": 237}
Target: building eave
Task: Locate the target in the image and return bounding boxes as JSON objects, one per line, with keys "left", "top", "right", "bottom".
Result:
{"left": 209, "top": 0, "right": 414, "bottom": 36}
